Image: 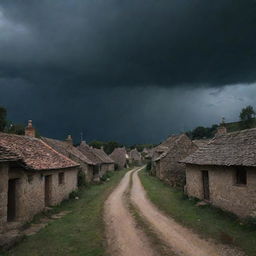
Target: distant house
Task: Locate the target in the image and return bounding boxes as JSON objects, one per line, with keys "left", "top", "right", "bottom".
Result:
{"left": 152, "top": 134, "right": 198, "bottom": 187}
{"left": 129, "top": 148, "right": 142, "bottom": 166}
{"left": 110, "top": 147, "right": 128, "bottom": 170}
{"left": 77, "top": 142, "right": 114, "bottom": 180}
{"left": 0, "top": 122, "right": 79, "bottom": 233}
{"left": 42, "top": 136, "right": 95, "bottom": 183}
{"left": 181, "top": 126, "right": 256, "bottom": 218}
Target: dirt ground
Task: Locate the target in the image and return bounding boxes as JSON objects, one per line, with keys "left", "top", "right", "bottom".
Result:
{"left": 104, "top": 167, "right": 245, "bottom": 256}
{"left": 104, "top": 168, "right": 157, "bottom": 256}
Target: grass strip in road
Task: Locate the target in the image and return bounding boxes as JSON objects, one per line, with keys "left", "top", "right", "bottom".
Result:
{"left": 2, "top": 169, "right": 128, "bottom": 256}
{"left": 139, "top": 170, "right": 256, "bottom": 256}
{"left": 126, "top": 169, "right": 177, "bottom": 256}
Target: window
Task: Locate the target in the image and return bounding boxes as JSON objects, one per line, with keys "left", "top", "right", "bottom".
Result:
{"left": 236, "top": 167, "right": 247, "bottom": 185}
{"left": 58, "top": 172, "right": 65, "bottom": 185}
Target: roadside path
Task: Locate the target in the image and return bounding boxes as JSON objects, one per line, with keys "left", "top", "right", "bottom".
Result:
{"left": 131, "top": 168, "right": 245, "bottom": 256}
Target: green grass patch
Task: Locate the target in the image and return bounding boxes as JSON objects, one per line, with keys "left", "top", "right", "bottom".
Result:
{"left": 2, "top": 169, "right": 128, "bottom": 256}
{"left": 139, "top": 170, "right": 256, "bottom": 256}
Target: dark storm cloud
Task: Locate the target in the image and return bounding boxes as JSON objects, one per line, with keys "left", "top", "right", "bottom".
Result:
{"left": 1, "top": 0, "right": 256, "bottom": 88}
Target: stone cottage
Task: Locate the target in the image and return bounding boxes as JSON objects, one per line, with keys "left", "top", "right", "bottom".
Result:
{"left": 129, "top": 148, "right": 142, "bottom": 166}
{"left": 152, "top": 134, "right": 198, "bottom": 187}
{"left": 181, "top": 127, "right": 256, "bottom": 218}
{"left": 77, "top": 142, "right": 114, "bottom": 180}
{"left": 0, "top": 127, "right": 79, "bottom": 233}
{"left": 42, "top": 136, "right": 95, "bottom": 182}
{"left": 109, "top": 147, "right": 128, "bottom": 170}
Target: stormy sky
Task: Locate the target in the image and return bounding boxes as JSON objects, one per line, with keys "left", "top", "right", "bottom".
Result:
{"left": 0, "top": 0, "right": 256, "bottom": 144}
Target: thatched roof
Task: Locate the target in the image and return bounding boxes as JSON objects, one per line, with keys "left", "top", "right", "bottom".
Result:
{"left": 192, "top": 139, "right": 211, "bottom": 148}
{"left": 129, "top": 148, "right": 141, "bottom": 161}
{"left": 0, "top": 133, "right": 79, "bottom": 170}
{"left": 92, "top": 147, "right": 114, "bottom": 164}
{"left": 152, "top": 134, "right": 184, "bottom": 161}
{"left": 181, "top": 128, "right": 256, "bottom": 167}
{"left": 110, "top": 147, "right": 127, "bottom": 167}
{"left": 154, "top": 134, "right": 196, "bottom": 161}
{"left": 42, "top": 137, "right": 94, "bottom": 165}
{"left": 77, "top": 142, "right": 113, "bottom": 165}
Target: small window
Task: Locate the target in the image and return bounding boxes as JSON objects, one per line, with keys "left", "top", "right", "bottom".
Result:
{"left": 58, "top": 172, "right": 65, "bottom": 185}
{"left": 236, "top": 167, "right": 247, "bottom": 185}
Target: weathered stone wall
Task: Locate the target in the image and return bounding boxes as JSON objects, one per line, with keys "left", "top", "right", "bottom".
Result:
{"left": 108, "top": 163, "right": 115, "bottom": 171}
{"left": 156, "top": 137, "right": 198, "bottom": 188}
{"left": 48, "top": 168, "right": 78, "bottom": 205}
{"left": 186, "top": 165, "right": 256, "bottom": 217}
{"left": 0, "top": 163, "right": 8, "bottom": 233}
{"left": 69, "top": 154, "right": 93, "bottom": 183}
{"left": 0, "top": 166, "right": 78, "bottom": 233}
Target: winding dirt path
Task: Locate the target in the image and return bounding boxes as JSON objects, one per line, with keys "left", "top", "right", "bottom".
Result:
{"left": 131, "top": 167, "right": 245, "bottom": 256}
{"left": 104, "top": 168, "right": 156, "bottom": 256}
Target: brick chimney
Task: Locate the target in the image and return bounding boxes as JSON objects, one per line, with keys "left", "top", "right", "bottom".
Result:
{"left": 65, "top": 135, "right": 73, "bottom": 145}
{"left": 25, "top": 120, "right": 36, "bottom": 137}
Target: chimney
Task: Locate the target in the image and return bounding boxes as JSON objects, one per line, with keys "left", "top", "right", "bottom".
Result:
{"left": 215, "top": 125, "right": 227, "bottom": 137}
{"left": 101, "top": 146, "right": 104, "bottom": 151}
{"left": 25, "top": 120, "right": 36, "bottom": 137}
{"left": 65, "top": 135, "right": 73, "bottom": 145}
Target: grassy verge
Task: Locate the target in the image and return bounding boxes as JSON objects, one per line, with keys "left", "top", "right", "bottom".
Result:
{"left": 2, "top": 169, "right": 128, "bottom": 256}
{"left": 139, "top": 170, "right": 256, "bottom": 256}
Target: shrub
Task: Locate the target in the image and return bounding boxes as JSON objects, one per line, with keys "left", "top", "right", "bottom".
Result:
{"left": 69, "top": 190, "right": 80, "bottom": 199}
{"left": 146, "top": 161, "right": 152, "bottom": 171}
{"left": 77, "top": 170, "right": 87, "bottom": 187}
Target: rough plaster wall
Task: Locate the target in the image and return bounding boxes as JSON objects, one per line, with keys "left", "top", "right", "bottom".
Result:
{"left": 209, "top": 167, "right": 256, "bottom": 217}
{"left": 50, "top": 168, "right": 78, "bottom": 206}
{"left": 186, "top": 165, "right": 204, "bottom": 200}
{"left": 0, "top": 163, "right": 8, "bottom": 232}
{"left": 186, "top": 165, "right": 256, "bottom": 217}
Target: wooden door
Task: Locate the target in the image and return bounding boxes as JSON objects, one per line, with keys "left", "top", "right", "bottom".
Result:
{"left": 45, "top": 175, "right": 52, "bottom": 206}
{"left": 7, "top": 179, "right": 17, "bottom": 221}
{"left": 202, "top": 171, "right": 210, "bottom": 200}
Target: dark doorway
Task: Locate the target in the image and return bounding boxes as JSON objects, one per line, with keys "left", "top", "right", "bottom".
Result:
{"left": 202, "top": 171, "right": 210, "bottom": 200}
{"left": 7, "top": 179, "right": 17, "bottom": 222}
{"left": 45, "top": 175, "right": 52, "bottom": 206}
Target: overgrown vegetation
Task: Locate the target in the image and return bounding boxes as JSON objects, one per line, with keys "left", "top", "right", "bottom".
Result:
{"left": 186, "top": 105, "right": 256, "bottom": 139}
{"left": 89, "top": 141, "right": 123, "bottom": 154}
{"left": 2, "top": 169, "right": 128, "bottom": 256}
{"left": 139, "top": 170, "right": 256, "bottom": 256}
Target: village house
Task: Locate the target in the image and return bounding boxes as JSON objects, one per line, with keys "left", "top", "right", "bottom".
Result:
{"left": 77, "top": 141, "right": 114, "bottom": 180}
{"left": 109, "top": 147, "right": 128, "bottom": 170}
{"left": 42, "top": 136, "right": 95, "bottom": 182}
{"left": 181, "top": 126, "right": 256, "bottom": 218}
{"left": 152, "top": 134, "right": 198, "bottom": 187}
{"left": 129, "top": 148, "right": 142, "bottom": 166}
{"left": 0, "top": 121, "right": 80, "bottom": 234}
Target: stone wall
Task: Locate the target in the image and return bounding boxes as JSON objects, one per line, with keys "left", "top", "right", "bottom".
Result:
{"left": 0, "top": 163, "right": 8, "bottom": 233}
{"left": 155, "top": 137, "right": 197, "bottom": 188}
{"left": 186, "top": 165, "right": 256, "bottom": 217}
{"left": 0, "top": 165, "right": 78, "bottom": 233}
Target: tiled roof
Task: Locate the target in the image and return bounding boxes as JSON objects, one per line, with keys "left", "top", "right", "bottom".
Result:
{"left": 181, "top": 128, "right": 256, "bottom": 167}
{"left": 42, "top": 137, "right": 94, "bottom": 165}
{"left": 77, "top": 142, "right": 101, "bottom": 165}
{"left": 77, "top": 142, "right": 114, "bottom": 164}
{"left": 0, "top": 145, "right": 21, "bottom": 162}
{"left": 0, "top": 133, "right": 79, "bottom": 170}
{"left": 92, "top": 148, "right": 114, "bottom": 164}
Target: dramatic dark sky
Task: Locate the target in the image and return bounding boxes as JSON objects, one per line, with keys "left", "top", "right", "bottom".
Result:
{"left": 0, "top": 0, "right": 256, "bottom": 144}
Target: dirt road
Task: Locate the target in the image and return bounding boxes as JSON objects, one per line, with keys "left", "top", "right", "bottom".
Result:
{"left": 131, "top": 168, "right": 244, "bottom": 256}
{"left": 104, "top": 168, "right": 156, "bottom": 256}
{"left": 105, "top": 167, "right": 244, "bottom": 256}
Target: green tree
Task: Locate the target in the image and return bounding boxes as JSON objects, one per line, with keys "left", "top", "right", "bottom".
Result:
{"left": 240, "top": 105, "right": 256, "bottom": 129}
{"left": 0, "top": 106, "right": 7, "bottom": 132}
{"left": 8, "top": 123, "right": 25, "bottom": 135}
